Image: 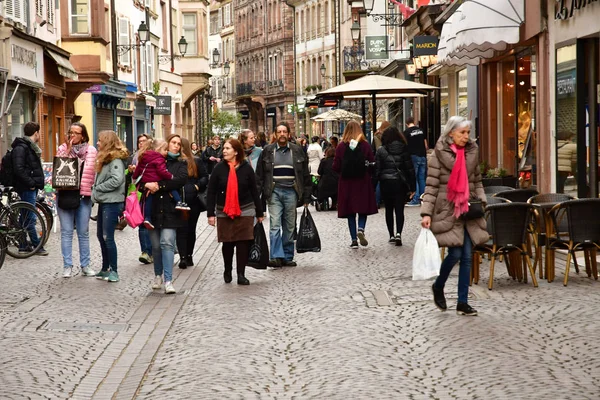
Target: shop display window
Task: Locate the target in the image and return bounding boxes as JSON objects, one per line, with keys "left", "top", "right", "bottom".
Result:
{"left": 440, "top": 74, "right": 449, "bottom": 133}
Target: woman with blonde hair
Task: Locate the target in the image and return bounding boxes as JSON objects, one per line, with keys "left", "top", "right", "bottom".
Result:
{"left": 92, "top": 131, "right": 129, "bottom": 282}
{"left": 421, "top": 116, "right": 488, "bottom": 316}
{"left": 332, "top": 120, "right": 378, "bottom": 248}
{"left": 240, "top": 129, "right": 263, "bottom": 171}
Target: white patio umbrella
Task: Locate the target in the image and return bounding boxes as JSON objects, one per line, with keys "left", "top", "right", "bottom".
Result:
{"left": 311, "top": 109, "right": 362, "bottom": 121}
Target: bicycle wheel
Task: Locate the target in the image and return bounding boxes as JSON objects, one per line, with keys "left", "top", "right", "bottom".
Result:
{"left": 36, "top": 200, "right": 54, "bottom": 244}
{"left": 0, "top": 234, "right": 7, "bottom": 270}
{"left": 0, "top": 201, "right": 47, "bottom": 259}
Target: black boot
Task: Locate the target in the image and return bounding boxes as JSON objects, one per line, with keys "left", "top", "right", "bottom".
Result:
{"left": 224, "top": 267, "right": 233, "bottom": 283}
{"left": 178, "top": 258, "right": 187, "bottom": 269}
{"left": 237, "top": 266, "right": 249, "bottom": 285}
{"left": 432, "top": 282, "right": 447, "bottom": 311}
{"left": 185, "top": 256, "right": 194, "bottom": 266}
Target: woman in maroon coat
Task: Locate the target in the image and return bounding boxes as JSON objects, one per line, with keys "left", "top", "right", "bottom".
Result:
{"left": 333, "top": 120, "right": 378, "bottom": 248}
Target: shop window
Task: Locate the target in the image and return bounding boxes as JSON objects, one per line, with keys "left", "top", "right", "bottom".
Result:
{"left": 440, "top": 74, "right": 449, "bottom": 132}
{"left": 457, "top": 69, "right": 468, "bottom": 119}
{"left": 70, "top": 0, "right": 90, "bottom": 35}
{"left": 500, "top": 58, "right": 517, "bottom": 176}
{"left": 516, "top": 53, "right": 536, "bottom": 189}
{"left": 556, "top": 44, "right": 577, "bottom": 195}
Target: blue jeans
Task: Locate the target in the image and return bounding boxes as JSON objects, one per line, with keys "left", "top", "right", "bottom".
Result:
{"left": 150, "top": 228, "right": 177, "bottom": 282}
{"left": 96, "top": 203, "right": 123, "bottom": 272}
{"left": 139, "top": 225, "right": 152, "bottom": 255}
{"left": 17, "top": 189, "right": 42, "bottom": 249}
{"left": 411, "top": 155, "right": 427, "bottom": 201}
{"left": 347, "top": 214, "right": 367, "bottom": 241}
{"left": 375, "top": 182, "right": 381, "bottom": 205}
{"left": 58, "top": 197, "right": 92, "bottom": 267}
{"left": 435, "top": 228, "right": 472, "bottom": 304}
{"left": 268, "top": 186, "right": 297, "bottom": 261}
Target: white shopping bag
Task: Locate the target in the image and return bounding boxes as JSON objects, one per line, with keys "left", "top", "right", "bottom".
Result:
{"left": 412, "top": 228, "right": 441, "bottom": 280}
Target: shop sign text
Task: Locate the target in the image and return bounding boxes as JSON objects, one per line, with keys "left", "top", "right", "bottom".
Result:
{"left": 365, "top": 36, "right": 388, "bottom": 60}
{"left": 555, "top": 0, "right": 600, "bottom": 20}
{"left": 11, "top": 45, "right": 37, "bottom": 69}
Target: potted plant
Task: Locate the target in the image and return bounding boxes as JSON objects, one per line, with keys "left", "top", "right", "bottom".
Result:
{"left": 315, "top": 84, "right": 323, "bottom": 91}
{"left": 481, "top": 164, "right": 518, "bottom": 188}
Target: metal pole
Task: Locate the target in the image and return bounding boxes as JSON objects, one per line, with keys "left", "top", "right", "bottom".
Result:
{"left": 371, "top": 92, "right": 377, "bottom": 145}
{"left": 361, "top": 99, "right": 366, "bottom": 135}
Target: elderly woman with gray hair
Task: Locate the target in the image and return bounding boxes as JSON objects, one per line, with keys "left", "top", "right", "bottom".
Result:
{"left": 420, "top": 116, "right": 488, "bottom": 316}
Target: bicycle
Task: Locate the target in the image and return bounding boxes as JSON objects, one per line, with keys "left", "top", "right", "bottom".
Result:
{"left": 0, "top": 186, "right": 48, "bottom": 258}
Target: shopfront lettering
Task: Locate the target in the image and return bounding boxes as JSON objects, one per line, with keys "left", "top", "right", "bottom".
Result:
{"left": 11, "top": 44, "right": 37, "bottom": 69}
{"left": 555, "top": 0, "right": 600, "bottom": 20}
{"left": 557, "top": 75, "right": 576, "bottom": 97}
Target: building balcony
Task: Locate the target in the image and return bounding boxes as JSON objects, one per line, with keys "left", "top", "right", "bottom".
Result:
{"left": 236, "top": 81, "right": 267, "bottom": 96}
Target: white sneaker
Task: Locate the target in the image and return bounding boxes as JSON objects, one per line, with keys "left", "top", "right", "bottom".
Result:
{"left": 63, "top": 267, "right": 73, "bottom": 278}
{"left": 164, "top": 281, "right": 176, "bottom": 294}
{"left": 152, "top": 275, "right": 163, "bottom": 290}
{"left": 81, "top": 266, "right": 96, "bottom": 277}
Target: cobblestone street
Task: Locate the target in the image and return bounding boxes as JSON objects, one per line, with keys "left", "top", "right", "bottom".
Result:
{"left": 1, "top": 206, "right": 599, "bottom": 399}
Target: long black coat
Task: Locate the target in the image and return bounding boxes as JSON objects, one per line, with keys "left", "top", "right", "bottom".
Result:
{"left": 150, "top": 158, "right": 188, "bottom": 229}
{"left": 11, "top": 137, "right": 44, "bottom": 192}
{"left": 316, "top": 157, "right": 338, "bottom": 201}
{"left": 182, "top": 156, "right": 209, "bottom": 204}
{"left": 375, "top": 140, "right": 416, "bottom": 195}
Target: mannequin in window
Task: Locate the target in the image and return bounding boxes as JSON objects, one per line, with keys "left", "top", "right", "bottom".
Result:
{"left": 517, "top": 111, "right": 531, "bottom": 159}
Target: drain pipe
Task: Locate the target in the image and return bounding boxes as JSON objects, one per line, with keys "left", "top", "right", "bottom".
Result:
{"left": 284, "top": 1, "right": 298, "bottom": 120}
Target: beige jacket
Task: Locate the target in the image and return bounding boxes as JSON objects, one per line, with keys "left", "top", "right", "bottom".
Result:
{"left": 557, "top": 139, "right": 577, "bottom": 173}
{"left": 420, "top": 137, "right": 488, "bottom": 248}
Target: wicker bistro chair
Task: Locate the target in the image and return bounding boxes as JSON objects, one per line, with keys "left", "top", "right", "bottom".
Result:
{"left": 471, "top": 197, "right": 512, "bottom": 285}
{"left": 547, "top": 198, "right": 600, "bottom": 286}
{"left": 484, "top": 186, "right": 516, "bottom": 195}
{"left": 493, "top": 188, "right": 539, "bottom": 203}
{"left": 527, "top": 193, "right": 577, "bottom": 279}
{"left": 472, "top": 203, "right": 538, "bottom": 290}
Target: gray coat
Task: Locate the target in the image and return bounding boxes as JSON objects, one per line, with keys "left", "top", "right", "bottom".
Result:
{"left": 420, "top": 137, "right": 488, "bottom": 248}
{"left": 92, "top": 158, "right": 126, "bottom": 204}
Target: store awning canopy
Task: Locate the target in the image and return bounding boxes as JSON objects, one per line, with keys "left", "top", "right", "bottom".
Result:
{"left": 311, "top": 109, "right": 362, "bottom": 122}
{"left": 437, "top": 0, "right": 524, "bottom": 67}
{"left": 45, "top": 50, "right": 79, "bottom": 81}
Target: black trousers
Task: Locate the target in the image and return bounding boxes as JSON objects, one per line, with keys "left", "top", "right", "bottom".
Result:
{"left": 221, "top": 240, "right": 252, "bottom": 277}
{"left": 176, "top": 198, "right": 202, "bottom": 259}
{"left": 383, "top": 193, "right": 407, "bottom": 238}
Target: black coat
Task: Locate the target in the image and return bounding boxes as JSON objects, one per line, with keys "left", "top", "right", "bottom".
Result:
{"left": 202, "top": 145, "right": 223, "bottom": 174}
{"left": 375, "top": 140, "right": 416, "bottom": 193}
{"left": 206, "top": 160, "right": 263, "bottom": 218}
{"left": 182, "top": 156, "right": 209, "bottom": 204}
{"left": 11, "top": 137, "right": 44, "bottom": 192}
{"left": 150, "top": 158, "right": 188, "bottom": 229}
{"left": 316, "top": 157, "right": 338, "bottom": 201}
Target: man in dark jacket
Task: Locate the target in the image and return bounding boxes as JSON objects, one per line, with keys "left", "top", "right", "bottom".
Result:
{"left": 11, "top": 121, "right": 48, "bottom": 255}
{"left": 256, "top": 122, "right": 311, "bottom": 267}
{"left": 202, "top": 135, "right": 223, "bottom": 174}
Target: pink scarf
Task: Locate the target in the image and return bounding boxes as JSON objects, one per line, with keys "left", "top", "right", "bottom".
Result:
{"left": 447, "top": 144, "right": 470, "bottom": 218}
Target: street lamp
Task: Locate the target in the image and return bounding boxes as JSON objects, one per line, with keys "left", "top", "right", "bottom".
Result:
{"left": 158, "top": 36, "right": 188, "bottom": 64}
{"left": 362, "top": 0, "right": 375, "bottom": 14}
{"left": 116, "top": 21, "right": 150, "bottom": 56}
{"left": 210, "top": 48, "right": 220, "bottom": 68}
{"left": 388, "top": 1, "right": 395, "bottom": 13}
{"left": 223, "top": 61, "right": 230, "bottom": 76}
{"left": 351, "top": 21, "right": 361, "bottom": 42}
{"left": 320, "top": 63, "right": 326, "bottom": 78}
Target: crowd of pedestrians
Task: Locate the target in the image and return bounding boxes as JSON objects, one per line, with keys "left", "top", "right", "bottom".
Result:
{"left": 3, "top": 112, "right": 486, "bottom": 315}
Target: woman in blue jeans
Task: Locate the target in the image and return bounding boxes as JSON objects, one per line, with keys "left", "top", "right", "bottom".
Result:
{"left": 92, "top": 131, "right": 129, "bottom": 282}
{"left": 143, "top": 134, "right": 188, "bottom": 294}
{"left": 56, "top": 122, "right": 98, "bottom": 278}
{"left": 420, "top": 116, "right": 488, "bottom": 316}
{"left": 332, "top": 120, "right": 378, "bottom": 248}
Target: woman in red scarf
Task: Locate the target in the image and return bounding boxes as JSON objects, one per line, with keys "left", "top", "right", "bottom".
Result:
{"left": 420, "top": 116, "right": 488, "bottom": 316}
{"left": 207, "top": 139, "right": 264, "bottom": 285}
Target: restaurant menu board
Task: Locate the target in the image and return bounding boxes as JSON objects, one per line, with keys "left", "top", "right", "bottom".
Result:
{"left": 42, "top": 162, "right": 57, "bottom": 216}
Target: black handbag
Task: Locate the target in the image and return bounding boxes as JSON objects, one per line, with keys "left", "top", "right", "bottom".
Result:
{"left": 58, "top": 190, "right": 81, "bottom": 210}
{"left": 247, "top": 222, "right": 269, "bottom": 269}
{"left": 461, "top": 198, "right": 485, "bottom": 220}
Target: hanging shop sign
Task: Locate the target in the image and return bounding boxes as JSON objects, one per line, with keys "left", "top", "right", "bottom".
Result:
{"left": 240, "top": 110, "right": 250, "bottom": 120}
{"left": 154, "top": 95, "right": 171, "bottom": 115}
{"left": 365, "top": 36, "right": 388, "bottom": 60}
{"left": 555, "top": 0, "right": 600, "bottom": 20}
{"left": 9, "top": 36, "right": 44, "bottom": 87}
{"left": 413, "top": 36, "right": 439, "bottom": 57}
{"left": 266, "top": 107, "right": 277, "bottom": 118}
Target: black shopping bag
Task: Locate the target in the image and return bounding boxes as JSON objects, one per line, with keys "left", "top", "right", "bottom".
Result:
{"left": 247, "top": 222, "right": 269, "bottom": 269}
{"left": 52, "top": 157, "right": 80, "bottom": 189}
{"left": 297, "top": 206, "right": 321, "bottom": 253}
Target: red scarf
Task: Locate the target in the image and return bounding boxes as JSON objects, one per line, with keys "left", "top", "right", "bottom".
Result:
{"left": 223, "top": 162, "right": 241, "bottom": 219}
{"left": 447, "top": 144, "right": 470, "bottom": 218}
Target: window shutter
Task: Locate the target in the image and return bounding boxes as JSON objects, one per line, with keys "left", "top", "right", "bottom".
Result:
{"left": 118, "top": 19, "right": 130, "bottom": 66}
{"left": 5, "top": 0, "right": 15, "bottom": 19}
{"left": 46, "top": 0, "right": 55, "bottom": 26}
{"left": 218, "top": 8, "right": 222, "bottom": 30}
{"left": 14, "top": 0, "right": 23, "bottom": 21}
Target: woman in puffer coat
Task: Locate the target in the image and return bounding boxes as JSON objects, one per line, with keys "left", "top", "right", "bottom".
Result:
{"left": 420, "top": 116, "right": 487, "bottom": 317}
{"left": 375, "top": 126, "right": 415, "bottom": 246}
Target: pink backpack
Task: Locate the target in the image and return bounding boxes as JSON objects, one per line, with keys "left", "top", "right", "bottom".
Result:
{"left": 123, "top": 191, "right": 144, "bottom": 228}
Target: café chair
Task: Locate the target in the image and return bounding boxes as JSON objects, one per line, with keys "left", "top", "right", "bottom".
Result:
{"left": 472, "top": 202, "right": 538, "bottom": 290}
{"left": 493, "top": 188, "right": 539, "bottom": 203}
{"left": 547, "top": 198, "right": 600, "bottom": 286}
{"left": 527, "top": 193, "right": 576, "bottom": 278}
{"left": 484, "top": 186, "right": 515, "bottom": 195}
